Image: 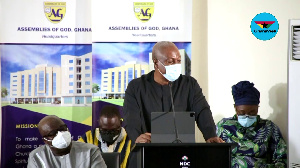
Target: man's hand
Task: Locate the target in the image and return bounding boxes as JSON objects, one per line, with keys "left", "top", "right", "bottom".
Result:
{"left": 135, "top": 132, "right": 151, "bottom": 143}
{"left": 206, "top": 137, "right": 224, "bottom": 143}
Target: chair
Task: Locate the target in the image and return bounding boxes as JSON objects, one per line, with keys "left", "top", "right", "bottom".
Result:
{"left": 101, "top": 152, "right": 120, "bottom": 168}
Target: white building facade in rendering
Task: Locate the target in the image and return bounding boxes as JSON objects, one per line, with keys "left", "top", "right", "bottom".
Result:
{"left": 10, "top": 64, "right": 61, "bottom": 104}
{"left": 9, "top": 53, "right": 92, "bottom": 105}
{"left": 100, "top": 61, "right": 149, "bottom": 99}
{"left": 61, "top": 53, "right": 92, "bottom": 105}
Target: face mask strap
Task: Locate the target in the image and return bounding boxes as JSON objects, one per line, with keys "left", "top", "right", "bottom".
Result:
{"left": 156, "top": 60, "right": 167, "bottom": 78}
{"left": 157, "top": 59, "right": 165, "bottom": 67}
{"left": 157, "top": 59, "right": 166, "bottom": 73}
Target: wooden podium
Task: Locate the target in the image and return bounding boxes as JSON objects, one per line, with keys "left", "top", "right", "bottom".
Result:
{"left": 133, "top": 143, "right": 235, "bottom": 168}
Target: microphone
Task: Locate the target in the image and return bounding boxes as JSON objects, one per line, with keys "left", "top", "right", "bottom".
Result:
{"left": 168, "top": 81, "right": 182, "bottom": 143}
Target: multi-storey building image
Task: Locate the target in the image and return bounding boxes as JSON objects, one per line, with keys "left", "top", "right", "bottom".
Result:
{"left": 9, "top": 53, "right": 92, "bottom": 105}
{"left": 10, "top": 64, "right": 61, "bottom": 104}
{"left": 99, "top": 49, "right": 190, "bottom": 99}
{"left": 100, "top": 61, "right": 149, "bottom": 99}
{"left": 61, "top": 53, "right": 92, "bottom": 105}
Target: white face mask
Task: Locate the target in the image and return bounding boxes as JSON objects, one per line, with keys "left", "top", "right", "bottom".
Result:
{"left": 47, "top": 131, "right": 72, "bottom": 149}
{"left": 158, "top": 60, "right": 181, "bottom": 82}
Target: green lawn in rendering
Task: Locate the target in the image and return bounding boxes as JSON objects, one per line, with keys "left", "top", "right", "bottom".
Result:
{"left": 1, "top": 98, "right": 124, "bottom": 125}
{"left": 2, "top": 103, "right": 92, "bottom": 125}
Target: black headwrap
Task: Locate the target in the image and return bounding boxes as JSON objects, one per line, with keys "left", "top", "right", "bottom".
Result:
{"left": 232, "top": 81, "right": 260, "bottom": 105}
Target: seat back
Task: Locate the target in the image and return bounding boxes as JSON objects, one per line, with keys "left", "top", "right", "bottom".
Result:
{"left": 101, "top": 152, "right": 120, "bottom": 168}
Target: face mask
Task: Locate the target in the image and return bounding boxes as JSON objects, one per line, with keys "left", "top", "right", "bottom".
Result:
{"left": 238, "top": 115, "right": 257, "bottom": 127}
{"left": 50, "top": 131, "right": 72, "bottom": 149}
{"left": 158, "top": 60, "right": 181, "bottom": 82}
{"left": 100, "top": 130, "right": 120, "bottom": 144}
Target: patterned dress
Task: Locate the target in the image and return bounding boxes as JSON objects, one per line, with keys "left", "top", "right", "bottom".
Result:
{"left": 216, "top": 115, "right": 287, "bottom": 168}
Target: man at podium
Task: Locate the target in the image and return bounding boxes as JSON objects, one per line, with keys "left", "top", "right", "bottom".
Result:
{"left": 123, "top": 41, "right": 223, "bottom": 168}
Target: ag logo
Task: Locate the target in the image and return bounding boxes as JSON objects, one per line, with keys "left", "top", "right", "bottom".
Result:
{"left": 134, "top": 2, "right": 154, "bottom": 23}
{"left": 44, "top": 2, "right": 66, "bottom": 24}
{"left": 250, "top": 12, "right": 279, "bottom": 41}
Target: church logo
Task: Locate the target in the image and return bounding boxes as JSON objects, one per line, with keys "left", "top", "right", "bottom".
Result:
{"left": 134, "top": 2, "right": 154, "bottom": 23}
{"left": 44, "top": 2, "right": 66, "bottom": 24}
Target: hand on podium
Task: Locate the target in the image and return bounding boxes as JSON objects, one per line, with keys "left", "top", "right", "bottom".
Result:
{"left": 206, "top": 137, "right": 225, "bottom": 143}
{"left": 136, "top": 132, "right": 151, "bottom": 143}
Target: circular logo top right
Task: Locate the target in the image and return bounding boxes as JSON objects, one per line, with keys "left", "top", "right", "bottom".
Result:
{"left": 250, "top": 12, "right": 279, "bottom": 41}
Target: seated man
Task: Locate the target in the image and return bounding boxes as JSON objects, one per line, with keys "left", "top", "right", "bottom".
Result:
{"left": 27, "top": 115, "right": 107, "bottom": 168}
{"left": 78, "top": 105, "right": 131, "bottom": 168}
{"left": 216, "top": 81, "right": 287, "bottom": 167}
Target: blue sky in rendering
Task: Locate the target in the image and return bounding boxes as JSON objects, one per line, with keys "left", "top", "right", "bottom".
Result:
{"left": 92, "top": 42, "right": 191, "bottom": 87}
{"left": 1, "top": 44, "right": 91, "bottom": 90}
{"left": 0, "top": 43, "right": 191, "bottom": 95}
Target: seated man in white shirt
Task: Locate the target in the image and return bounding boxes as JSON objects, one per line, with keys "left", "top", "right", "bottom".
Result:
{"left": 27, "top": 115, "right": 107, "bottom": 168}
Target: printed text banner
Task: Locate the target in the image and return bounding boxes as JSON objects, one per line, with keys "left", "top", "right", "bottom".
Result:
{"left": 0, "top": 0, "right": 92, "bottom": 44}
{"left": 92, "top": 0, "right": 192, "bottom": 42}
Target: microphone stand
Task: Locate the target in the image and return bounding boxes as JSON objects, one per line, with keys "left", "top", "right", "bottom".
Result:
{"left": 169, "top": 82, "right": 182, "bottom": 143}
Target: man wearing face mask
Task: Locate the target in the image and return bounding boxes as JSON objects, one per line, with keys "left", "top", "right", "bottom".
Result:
{"left": 78, "top": 105, "right": 131, "bottom": 168}
{"left": 123, "top": 41, "right": 223, "bottom": 168}
{"left": 27, "top": 115, "right": 107, "bottom": 168}
{"left": 216, "top": 81, "right": 287, "bottom": 167}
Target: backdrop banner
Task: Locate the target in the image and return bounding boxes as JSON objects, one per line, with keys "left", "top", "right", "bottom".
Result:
{"left": 91, "top": 0, "right": 192, "bottom": 128}
{"left": 0, "top": 0, "right": 192, "bottom": 167}
{"left": 0, "top": 0, "right": 92, "bottom": 167}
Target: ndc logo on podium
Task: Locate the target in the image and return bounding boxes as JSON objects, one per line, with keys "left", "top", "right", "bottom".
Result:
{"left": 44, "top": 2, "right": 66, "bottom": 24}
{"left": 180, "top": 156, "right": 190, "bottom": 168}
{"left": 134, "top": 2, "right": 154, "bottom": 23}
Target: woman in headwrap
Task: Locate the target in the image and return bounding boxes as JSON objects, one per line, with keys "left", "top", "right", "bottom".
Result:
{"left": 216, "top": 81, "right": 287, "bottom": 168}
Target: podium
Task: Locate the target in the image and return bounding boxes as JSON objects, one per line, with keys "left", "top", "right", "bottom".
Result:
{"left": 133, "top": 143, "right": 235, "bottom": 168}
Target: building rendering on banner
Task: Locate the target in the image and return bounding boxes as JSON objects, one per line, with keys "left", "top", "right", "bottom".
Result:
{"left": 148, "top": 49, "right": 191, "bottom": 75}
{"left": 99, "top": 49, "right": 190, "bottom": 99}
{"left": 9, "top": 53, "right": 92, "bottom": 105}
{"left": 100, "top": 61, "right": 149, "bottom": 99}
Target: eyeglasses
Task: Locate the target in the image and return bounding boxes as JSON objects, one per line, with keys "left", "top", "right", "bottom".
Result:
{"left": 43, "top": 124, "right": 68, "bottom": 141}
{"left": 99, "top": 128, "right": 121, "bottom": 135}
{"left": 238, "top": 115, "right": 257, "bottom": 119}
